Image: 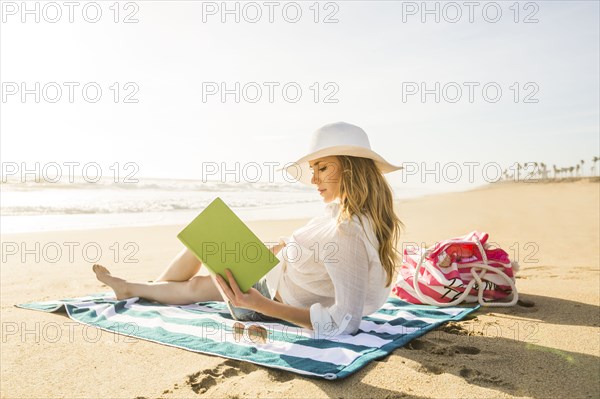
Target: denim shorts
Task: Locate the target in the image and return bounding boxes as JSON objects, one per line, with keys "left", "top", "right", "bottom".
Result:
{"left": 228, "top": 278, "right": 283, "bottom": 322}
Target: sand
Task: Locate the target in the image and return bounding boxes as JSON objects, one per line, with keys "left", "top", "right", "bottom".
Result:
{"left": 1, "top": 180, "right": 598, "bottom": 399}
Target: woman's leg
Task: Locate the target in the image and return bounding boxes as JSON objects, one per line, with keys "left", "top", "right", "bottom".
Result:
{"left": 92, "top": 264, "right": 223, "bottom": 305}
{"left": 154, "top": 247, "right": 203, "bottom": 282}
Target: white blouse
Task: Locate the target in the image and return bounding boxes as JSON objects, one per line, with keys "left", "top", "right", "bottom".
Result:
{"left": 265, "top": 200, "right": 392, "bottom": 338}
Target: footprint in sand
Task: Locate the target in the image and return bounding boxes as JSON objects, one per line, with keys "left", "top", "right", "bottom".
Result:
{"left": 266, "top": 368, "right": 295, "bottom": 383}
{"left": 438, "top": 322, "right": 470, "bottom": 335}
{"left": 459, "top": 367, "right": 514, "bottom": 389}
{"left": 185, "top": 360, "right": 251, "bottom": 394}
{"left": 452, "top": 345, "right": 481, "bottom": 355}
{"left": 172, "top": 326, "right": 288, "bottom": 396}
{"left": 404, "top": 339, "right": 481, "bottom": 356}
{"left": 418, "top": 363, "right": 445, "bottom": 375}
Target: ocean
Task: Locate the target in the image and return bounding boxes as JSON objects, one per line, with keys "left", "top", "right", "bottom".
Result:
{"left": 0, "top": 176, "right": 466, "bottom": 234}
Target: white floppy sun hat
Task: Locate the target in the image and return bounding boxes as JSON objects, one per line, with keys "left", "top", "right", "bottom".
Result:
{"left": 280, "top": 122, "right": 402, "bottom": 186}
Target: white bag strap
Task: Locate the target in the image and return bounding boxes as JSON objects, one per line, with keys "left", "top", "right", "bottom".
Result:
{"left": 412, "top": 237, "right": 518, "bottom": 307}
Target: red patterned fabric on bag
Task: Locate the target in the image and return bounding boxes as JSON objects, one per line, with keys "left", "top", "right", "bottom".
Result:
{"left": 392, "top": 231, "right": 519, "bottom": 307}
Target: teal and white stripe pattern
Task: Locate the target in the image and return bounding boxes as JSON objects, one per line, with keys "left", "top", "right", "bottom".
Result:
{"left": 17, "top": 294, "right": 478, "bottom": 380}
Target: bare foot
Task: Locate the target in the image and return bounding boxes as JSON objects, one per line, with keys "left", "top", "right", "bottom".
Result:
{"left": 92, "top": 264, "right": 131, "bottom": 300}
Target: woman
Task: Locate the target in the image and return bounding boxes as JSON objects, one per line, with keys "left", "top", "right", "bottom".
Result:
{"left": 93, "top": 122, "right": 403, "bottom": 337}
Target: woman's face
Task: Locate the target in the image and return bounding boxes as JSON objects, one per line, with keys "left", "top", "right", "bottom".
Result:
{"left": 309, "top": 156, "right": 342, "bottom": 203}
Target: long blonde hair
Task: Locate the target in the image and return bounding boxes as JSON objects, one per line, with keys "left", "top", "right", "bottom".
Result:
{"left": 336, "top": 155, "right": 403, "bottom": 287}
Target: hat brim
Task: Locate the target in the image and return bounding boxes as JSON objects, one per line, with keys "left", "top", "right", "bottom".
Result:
{"left": 277, "top": 146, "right": 403, "bottom": 186}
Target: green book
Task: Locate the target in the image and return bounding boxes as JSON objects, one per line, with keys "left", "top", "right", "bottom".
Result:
{"left": 177, "top": 197, "right": 280, "bottom": 311}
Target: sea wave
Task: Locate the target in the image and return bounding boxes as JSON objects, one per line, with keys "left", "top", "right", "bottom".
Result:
{"left": 0, "top": 177, "right": 313, "bottom": 193}
{"left": 0, "top": 197, "right": 321, "bottom": 216}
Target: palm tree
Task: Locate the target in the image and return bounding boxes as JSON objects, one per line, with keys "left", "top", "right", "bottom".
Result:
{"left": 580, "top": 160, "right": 585, "bottom": 177}
{"left": 523, "top": 162, "right": 531, "bottom": 180}
{"left": 553, "top": 164, "right": 558, "bottom": 179}
{"left": 593, "top": 156, "right": 599, "bottom": 176}
{"left": 541, "top": 163, "right": 548, "bottom": 179}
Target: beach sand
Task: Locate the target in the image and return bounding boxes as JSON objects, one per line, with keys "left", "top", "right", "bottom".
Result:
{"left": 1, "top": 180, "right": 598, "bottom": 398}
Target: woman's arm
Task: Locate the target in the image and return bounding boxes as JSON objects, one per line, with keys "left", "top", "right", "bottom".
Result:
{"left": 255, "top": 296, "right": 312, "bottom": 330}
{"left": 216, "top": 269, "right": 312, "bottom": 330}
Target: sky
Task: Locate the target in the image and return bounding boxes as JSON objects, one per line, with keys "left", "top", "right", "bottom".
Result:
{"left": 1, "top": 0, "right": 599, "bottom": 191}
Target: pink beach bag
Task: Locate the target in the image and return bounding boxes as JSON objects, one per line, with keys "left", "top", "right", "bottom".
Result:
{"left": 392, "top": 231, "right": 519, "bottom": 307}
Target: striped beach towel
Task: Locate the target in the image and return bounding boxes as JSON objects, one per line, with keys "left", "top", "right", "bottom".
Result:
{"left": 17, "top": 293, "right": 478, "bottom": 380}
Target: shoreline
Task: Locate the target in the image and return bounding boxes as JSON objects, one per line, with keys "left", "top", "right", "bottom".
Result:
{"left": 6, "top": 177, "right": 597, "bottom": 236}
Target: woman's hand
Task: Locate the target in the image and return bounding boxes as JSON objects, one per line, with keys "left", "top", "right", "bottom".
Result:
{"left": 268, "top": 240, "right": 286, "bottom": 256}
{"left": 215, "top": 269, "right": 266, "bottom": 312}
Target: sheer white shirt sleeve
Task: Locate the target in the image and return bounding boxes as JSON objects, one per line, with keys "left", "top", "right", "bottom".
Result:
{"left": 309, "top": 222, "right": 370, "bottom": 338}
